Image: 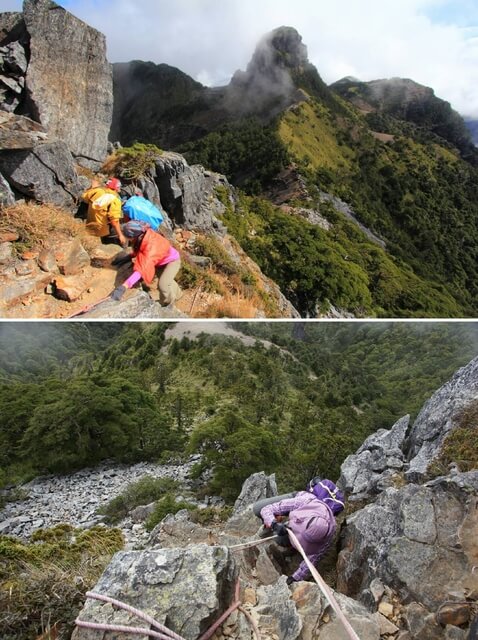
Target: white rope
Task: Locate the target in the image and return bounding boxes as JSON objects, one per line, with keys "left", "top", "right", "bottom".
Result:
{"left": 228, "top": 535, "right": 279, "bottom": 550}
{"left": 287, "top": 528, "right": 361, "bottom": 640}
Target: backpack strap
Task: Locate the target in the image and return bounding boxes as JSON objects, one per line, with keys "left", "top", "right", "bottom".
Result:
{"left": 318, "top": 481, "right": 345, "bottom": 509}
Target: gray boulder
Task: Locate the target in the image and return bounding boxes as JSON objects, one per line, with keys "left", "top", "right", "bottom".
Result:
{"left": 405, "top": 355, "right": 478, "bottom": 481}
{"left": 80, "top": 289, "right": 187, "bottom": 319}
{"left": 0, "top": 40, "right": 27, "bottom": 74}
{"left": 337, "top": 471, "right": 478, "bottom": 639}
{"left": 0, "top": 139, "right": 81, "bottom": 208}
{"left": 73, "top": 545, "right": 237, "bottom": 640}
{"left": 317, "top": 592, "right": 381, "bottom": 640}
{"left": 154, "top": 152, "right": 228, "bottom": 233}
{"left": 341, "top": 354, "right": 478, "bottom": 495}
{"left": 0, "top": 171, "right": 15, "bottom": 206}
{"left": 224, "top": 472, "right": 278, "bottom": 538}
{"left": 254, "top": 577, "right": 303, "bottom": 639}
{"left": 0, "top": 13, "right": 24, "bottom": 46}
{"left": 22, "top": 0, "right": 113, "bottom": 165}
{"left": 339, "top": 415, "right": 410, "bottom": 499}
{"left": 0, "top": 111, "right": 48, "bottom": 149}
{"left": 232, "top": 471, "right": 278, "bottom": 515}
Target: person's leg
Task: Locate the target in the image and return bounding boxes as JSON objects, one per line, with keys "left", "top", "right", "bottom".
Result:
{"left": 157, "top": 260, "right": 182, "bottom": 306}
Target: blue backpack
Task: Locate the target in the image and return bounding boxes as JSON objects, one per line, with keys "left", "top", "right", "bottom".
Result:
{"left": 122, "top": 196, "right": 164, "bottom": 231}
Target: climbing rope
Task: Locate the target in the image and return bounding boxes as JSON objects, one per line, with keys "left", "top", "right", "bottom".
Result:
{"left": 76, "top": 579, "right": 260, "bottom": 640}
{"left": 75, "top": 530, "right": 359, "bottom": 640}
{"left": 196, "top": 580, "right": 241, "bottom": 640}
{"left": 76, "top": 591, "right": 186, "bottom": 640}
{"left": 287, "top": 528, "right": 361, "bottom": 640}
{"left": 228, "top": 534, "right": 278, "bottom": 551}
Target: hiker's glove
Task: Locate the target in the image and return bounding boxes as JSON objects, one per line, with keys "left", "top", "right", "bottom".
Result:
{"left": 286, "top": 576, "right": 295, "bottom": 585}
{"left": 110, "top": 285, "right": 126, "bottom": 301}
{"left": 271, "top": 521, "right": 287, "bottom": 537}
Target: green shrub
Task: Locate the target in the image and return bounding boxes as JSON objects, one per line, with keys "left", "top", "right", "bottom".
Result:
{"left": 189, "top": 506, "right": 232, "bottom": 525}
{"left": 106, "top": 143, "right": 162, "bottom": 181}
{"left": 97, "top": 476, "right": 179, "bottom": 524}
{"left": 0, "top": 525, "right": 123, "bottom": 640}
{"left": 194, "top": 236, "right": 241, "bottom": 276}
{"left": 428, "top": 400, "right": 478, "bottom": 476}
{"left": 145, "top": 494, "right": 196, "bottom": 531}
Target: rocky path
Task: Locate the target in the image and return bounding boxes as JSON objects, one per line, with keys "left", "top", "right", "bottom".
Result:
{"left": 0, "top": 458, "right": 201, "bottom": 548}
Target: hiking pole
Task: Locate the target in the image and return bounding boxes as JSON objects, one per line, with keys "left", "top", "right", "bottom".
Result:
{"left": 68, "top": 295, "right": 111, "bottom": 318}
{"left": 287, "top": 528, "right": 361, "bottom": 640}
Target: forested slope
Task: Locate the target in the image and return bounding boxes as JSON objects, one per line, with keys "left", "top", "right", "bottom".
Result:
{"left": 1, "top": 322, "right": 476, "bottom": 498}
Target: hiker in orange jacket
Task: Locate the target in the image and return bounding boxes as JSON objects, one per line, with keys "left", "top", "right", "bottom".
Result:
{"left": 82, "top": 177, "right": 126, "bottom": 246}
{"left": 110, "top": 220, "right": 182, "bottom": 306}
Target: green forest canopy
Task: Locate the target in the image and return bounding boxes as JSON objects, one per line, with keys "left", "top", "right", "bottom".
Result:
{"left": 0, "top": 322, "right": 476, "bottom": 499}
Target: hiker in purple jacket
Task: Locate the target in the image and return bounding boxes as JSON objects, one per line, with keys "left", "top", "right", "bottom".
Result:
{"left": 260, "top": 478, "right": 345, "bottom": 584}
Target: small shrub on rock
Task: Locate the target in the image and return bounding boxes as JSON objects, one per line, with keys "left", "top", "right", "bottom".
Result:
{"left": 97, "top": 475, "right": 179, "bottom": 524}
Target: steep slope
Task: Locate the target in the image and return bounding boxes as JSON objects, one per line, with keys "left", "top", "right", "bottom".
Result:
{"left": 115, "top": 26, "right": 478, "bottom": 317}
{"left": 1, "top": 321, "right": 477, "bottom": 493}
{"left": 2, "top": 339, "right": 477, "bottom": 640}
{"left": 338, "top": 356, "right": 478, "bottom": 639}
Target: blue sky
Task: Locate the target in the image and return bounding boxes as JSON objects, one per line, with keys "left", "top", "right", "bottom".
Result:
{"left": 3, "top": 0, "right": 478, "bottom": 117}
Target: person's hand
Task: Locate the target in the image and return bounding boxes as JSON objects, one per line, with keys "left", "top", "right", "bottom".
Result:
{"left": 119, "top": 234, "right": 128, "bottom": 248}
{"left": 110, "top": 285, "right": 126, "bottom": 301}
{"left": 271, "top": 521, "right": 287, "bottom": 537}
{"left": 286, "top": 576, "right": 295, "bottom": 586}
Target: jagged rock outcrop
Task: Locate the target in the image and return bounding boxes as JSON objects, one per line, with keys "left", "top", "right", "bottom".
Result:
{"left": 153, "top": 151, "right": 228, "bottom": 233}
{"left": 340, "top": 355, "right": 478, "bottom": 498}
{"left": 0, "top": 112, "right": 81, "bottom": 207}
{"left": 225, "top": 26, "right": 310, "bottom": 118}
{"left": 232, "top": 472, "right": 278, "bottom": 515}
{"left": 337, "top": 471, "right": 478, "bottom": 639}
{"left": 0, "top": 0, "right": 113, "bottom": 166}
{"left": 337, "top": 357, "right": 478, "bottom": 639}
{"left": 405, "top": 355, "right": 478, "bottom": 481}
{"left": 22, "top": 0, "right": 113, "bottom": 164}
{"left": 73, "top": 546, "right": 238, "bottom": 640}
{"left": 0, "top": 137, "right": 81, "bottom": 208}
{"left": 339, "top": 415, "right": 410, "bottom": 499}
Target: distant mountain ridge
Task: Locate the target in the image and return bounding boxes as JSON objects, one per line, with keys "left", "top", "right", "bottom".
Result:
{"left": 330, "top": 75, "right": 478, "bottom": 164}
{"left": 111, "top": 26, "right": 339, "bottom": 148}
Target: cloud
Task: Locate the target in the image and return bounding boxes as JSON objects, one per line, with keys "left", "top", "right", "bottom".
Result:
{"left": 3, "top": 0, "right": 478, "bottom": 116}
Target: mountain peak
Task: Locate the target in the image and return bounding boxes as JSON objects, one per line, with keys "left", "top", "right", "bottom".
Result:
{"left": 248, "top": 26, "right": 309, "bottom": 75}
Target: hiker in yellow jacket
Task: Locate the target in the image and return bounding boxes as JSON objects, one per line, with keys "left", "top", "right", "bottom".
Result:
{"left": 82, "top": 177, "right": 126, "bottom": 246}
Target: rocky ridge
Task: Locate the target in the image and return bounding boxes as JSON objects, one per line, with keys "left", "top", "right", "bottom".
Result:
{"left": 1, "top": 0, "right": 112, "bottom": 165}
{"left": 2, "top": 355, "right": 476, "bottom": 639}
{"left": 0, "top": 3, "right": 301, "bottom": 319}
